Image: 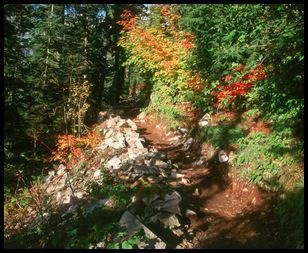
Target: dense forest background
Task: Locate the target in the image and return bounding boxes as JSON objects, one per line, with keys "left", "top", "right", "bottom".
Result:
{"left": 4, "top": 4, "right": 304, "bottom": 249}
{"left": 5, "top": 4, "right": 144, "bottom": 189}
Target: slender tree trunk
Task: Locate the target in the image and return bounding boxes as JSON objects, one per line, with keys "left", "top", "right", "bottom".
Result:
{"left": 83, "top": 5, "right": 89, "bottom": 80}
{"left": 60, "top": 4, "right": 68, "bottom": 134}
{"left": 43, "top": 4, "right": 54, "bottom": 87}
{"left": 97, "top": 72, "right": 105, "bottom": 107}
{"left": 33, "top": 133, "right": 37, "bottom": 157}
{"left": 111, "top": 47, "right": 125, "bottom": 105}
{"left": 78, "top": 102, "right": 81, "bottom": 137}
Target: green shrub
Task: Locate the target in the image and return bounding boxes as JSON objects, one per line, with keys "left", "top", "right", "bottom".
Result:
{"left": 201, "top": 125, "right": 245, "bottom": 149}
{"left": 275, "top": 180, "right": 304, "bottom": 247}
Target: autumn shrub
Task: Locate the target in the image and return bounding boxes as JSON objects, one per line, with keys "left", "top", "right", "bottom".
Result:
{"left": 50, "top": 130, "right": 101, "bottom": 171}
{"left": 118, "top": 5, "right": 204, "bottom": 126}
{"left": 65, "top": 80, "right": 91, "bottom": 136}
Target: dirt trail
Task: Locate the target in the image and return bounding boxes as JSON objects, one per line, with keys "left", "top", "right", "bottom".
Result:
{"left": 115, "top": 101, "right": 284, "bottom": 249}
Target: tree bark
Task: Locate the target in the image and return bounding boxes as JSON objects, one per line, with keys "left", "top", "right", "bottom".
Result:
{"left": 111, "top": 46, "right": 125, "bottom": 105}
{"left": 43, "top": 4, "right": 54, "bottom": 87}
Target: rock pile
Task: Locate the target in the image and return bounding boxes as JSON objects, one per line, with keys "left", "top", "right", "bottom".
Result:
{"left": 19, "top": 111, "right": 190, "bottom": 248}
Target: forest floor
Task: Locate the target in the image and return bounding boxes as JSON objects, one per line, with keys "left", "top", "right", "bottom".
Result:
{"left": 113, "top": 100, "right": 287, "bottom": 249}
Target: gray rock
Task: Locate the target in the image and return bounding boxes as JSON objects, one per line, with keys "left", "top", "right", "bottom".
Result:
{"left": 192, "top": 188, "right": 200, "bottom": 196}
{"left": 173, "top": 228, "right": 184, "bottom": 237}
{"left": 86, "top": 203, "right": 99, "bottom": 213}
{"left": 218, "top": 150, "right": 228, "bottom": 163}
{"left": 111, "top": 143, "right": 125, "bottom": 150}
{"left": 97, "top": 198, "right": 110, "bottom": 206}
{"left": 198, "top": 113, "right": 210, "bottom": 128}
{"left": 168, "top": 136, "right": 180, "bottom": 142}
{"left": 63, "top": 195, "right": 71, "bottom": 204}
{"left": 145, "top": 191, "right": 181, "bottom": 216}
{"left": 198, "top": 120, "right": 209, "bottom": 128}
{"left": 161, "top": 191, "right": 182, "bottom": 214}
{"left": 195, "top": 158, "right": 206, "bottom": 166}
{"left": 161, "top": 214, "right": 181, "bottom": 227}
{"left": 137, "top": 112, "right": 146, "bottom": 120}
{"left": 119, "top": 211, "right": 142, "bottom": 236}
{"left": 120, "top": 211, "right": 166, "bottom": 249}
{"left": 46, "top": 173, "right": 67, "bottom": 194}
{"left": 154, "top": 241, "right": 167, "bottom": 249}
{"left": 155, "top": 160, "right": 168, "bottom": 169}
{"left": 117, "top": 118, "right": 126, "bottom": 127}
{"left": 135, "top": 139, "right": 145, "bottom": 149}
{"left": 144, "top": 159, "right": 155, "bottom": 167}
{"left": 56, "top": 192, "right": 62, "bottom": 203}
{"left": 137, "top": 241, "right": 147, "bottom": 249}
{"left": 149, "top": 212, "right": 181, "bottom": 227}
{"left": 93, "top": 170, "right": 101, "bottom": 178}
{"left": 46, "top": 170, "right": 55, "bottom": 182}
{"left": 104, "top": 137, "right": 114, "bottom": 146}
{"left": 144, "top": 166, "right": 159, "bottom": 175}
{"left": 106, "top": 157, "right": 122, "bottom": 170}
{"left": 57, "top": 164, "right": 66, "bottom": 175}
{"left": 125, "top": 131, "right": 141, "bottom": 148}
{"left": 111, "top": 133, "right": 126, "bottom": 149}
{"left": 183, "top": 137, "right": 194, "bottom": 151}
{"left": 75, "top": 191, "right": 84, "bottom": 199}
{"left": 141, "top": 193, "right": 160, "bottom": 206}
{"left": 178, "top": 127, "right": 188, "bottom": 135}
{"left": 185, "top": 209, "right": 197, "bottom": 218}
{"left": 32, "top": 212, "right": 50, "bottom": 226}
{"left": 126, "top": 119, "right": 138, "bottom": 131}
{"left": 146, "top": 152, "right": 167, "bottom": 161}
{"left": 171, "top": 172, "right": 185, "bottom": 179}
{"left": 106, "top": 118, "right": 116, "bottom": 129}
{"left": 95, "top": 242, "right": 106, "bottom": 249}
{"left": 128, "top": 147, "right": 148, "bottom": 160}
{"left": 104, "top": 129, "right": 113, "bottom": 139}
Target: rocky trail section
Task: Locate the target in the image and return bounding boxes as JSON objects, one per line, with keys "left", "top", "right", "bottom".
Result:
{"left": 6, "top": 103, "right": 284, "bottom": 249}
{"left": 6, "top": 108, "right": 193, "bottom": 249}
{"left": 132, "top": 107, "right": 284, "bottom": 249}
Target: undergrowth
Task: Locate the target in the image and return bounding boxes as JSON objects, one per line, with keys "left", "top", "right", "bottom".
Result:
{"left": 200, "top": 109, "right": 304, "bottom": 248}
{"left": 4, "top": 169, "right": 140, "bottom": 249}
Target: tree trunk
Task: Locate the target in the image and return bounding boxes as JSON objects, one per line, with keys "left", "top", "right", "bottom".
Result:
{"left": 97, "top": 72, "right": 105, "bottom": 107}
{"left": 60, "top": 4, "right": 68, "bottom": 134}
{"left": 111, "top": 46, "right": 125, "bottom": 105}
{"left": 43, "top": 4, "right": 54, "bottom": 87}
{"left": 78, "top": 102, "right": 81, "bottom": 137}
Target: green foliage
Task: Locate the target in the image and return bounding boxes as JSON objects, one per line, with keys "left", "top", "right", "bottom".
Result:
{"left": 275, "top": 180, "right": 304, "bottom": 247}
{"left": 89, "top": 183, "right": 133, "bottom": 209}
{"left": 147, "top": 89, "right": 183, "bottom": 129}
{"left": 200, "top": 124, "right": 245, "bottom": 149}
{"left": 179, "top": 4, "right": 303, "bottom": 119}
{"left": 234, "top": 127, "right": 303, "bottom": 188}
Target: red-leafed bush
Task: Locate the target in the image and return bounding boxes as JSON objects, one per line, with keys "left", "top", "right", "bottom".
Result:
{"left": 212, "top": 63, "right": 267, "bottom": 109}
